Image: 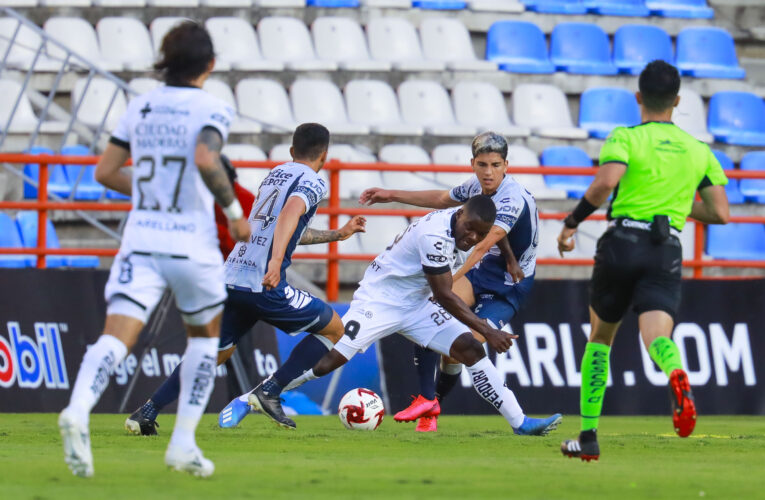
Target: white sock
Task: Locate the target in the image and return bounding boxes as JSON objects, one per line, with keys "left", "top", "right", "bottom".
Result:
{"left": 169, "top": 337, "right": 218, "bottom": 451}
{"left": 282, "top": 369, "right": 318, "bottom": 392}
{"left": 465, "top": 357, "right": 525, "bottom": 429}
{"left": 65, "top": 334, "right": 127, "bottom": 426}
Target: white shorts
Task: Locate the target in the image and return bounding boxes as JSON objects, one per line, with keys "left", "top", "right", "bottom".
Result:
{"left": 334, "top": 296, "right": 469, "bottom": 361}
{"left": 104, "top": 251, "right": 226, "bottom": 326}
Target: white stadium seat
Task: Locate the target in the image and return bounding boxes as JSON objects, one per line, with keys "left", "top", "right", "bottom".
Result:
{"left": 0, "top": 79, "right": 38, "bottom": 133}
{"left": 44, "top": 17, "right": 121, "bottom": 72}
{"left": 452, "top": 81, "right": 530, "bottom": 138}
{"left": 312, "top": 17, "right": 391, "bottom": 72}
{"left": 0, "top": 18, "right": 59, "bottom": 71}
{"left": 537, "top": 219, "right": 607, "bottom": 258}
{"left": 40, "top": 0, "right": 91, "bottom": 7}
{"left": 201, "top": 0, "right": 250, "bottom": 6}
{"left": 361, "top": 0, "right": 410, "bottom": 7}
{"left": 206, "top": 17, "right": 284, "bottom": 72}
{"left": 367, "top": 18, "right": 446, "bottom": 72}
{"left": 147, "top": 0, "right": 198, "bottom": 6}
{"left": 344, "top": 80, "right": 424, "bottom": 136}
{"left": 327, "top": 144, "right": 381, "bottom": 200}
{"left": 254, "top": 0, "right": 303, "bottom": 5}
{"left": 236, "top": 79, "right": 296, "bottom": 134}
{"left": 378, "top": 144, "right": 442, "bottom": 191}
{"left": 202, "top": 79, "right": 262, "bottom": 134}
{"left": 337, "top": 215, "right": 362, "bottom": 254}
{"left": 149, "top": 17, "right": 187, "bottom": 57}
{"left": 512, "top": 84, "right": 589, "bottom": 140}
{"left": 269, "top": 144, "right": 292, "bottom": 162}
{"left": 291, "top": 79, "right": 370, "bottom": 135}
{"left": 358, "top": 216, "right": 410, "bottom": 254}
{"left": 431, "top": 144, "right": 475, "bottom": 188}
{"left": 258, "top": 17, "right": 338, "bottom": 71}
{"left": 72, "top": 77, "right": 127, "bottom": 130}
{"left": 468, "top": 0, "right": 523, "bottom": 12}
{"left": 506, "top": 145, "right": 567, "bottom": 200}
{"left": 419, "top": 18, "right": 497, "bottom": 72}
{"left": 97, "top": 17, "right": 154, "bottom": 71}
{"left": 222, "top": 144, "right": 269, "bottom": 193}
{"left": 93, "top": 0, "right": 145, "bottom": 6}
{"left": 398, "top": 80, "right": 477, "bottom": 137}
{"left": 127, "top": 78, "right": 162, "bottom": 99}
{"left": 0, "top": 0, "right": 37, "bottom": 6}
{"left": 674, "top": 88, "right": 714, "bottom": 144}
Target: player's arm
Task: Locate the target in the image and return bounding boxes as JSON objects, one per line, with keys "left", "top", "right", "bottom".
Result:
{"left": 262, "top": 196, "right": 306, "bottom": 290}
{"left": 452, "top": 225, "right": 520, "bottom": 282}
{"left": 359, "top": 188, "right": 459, "bottom": 209}
{"left": 426, "top": 269, "right": 517, "bottom": 353}
{"left": 298, "top": 216, "right": 367, "bottom": 245}
{"left": 690, "top": 185, "right": 730, "bottom": 224}
{"left": 195, "top": 126, "right": 250, "bottom": 242}
{"left": 94, "top": 142, "right": 132, "bottom": 195}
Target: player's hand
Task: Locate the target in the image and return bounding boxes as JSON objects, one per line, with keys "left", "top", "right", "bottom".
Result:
{"left": 229, "top": 217, "right": 251, "bottom": 243}
{"left": 262, "top": 258, "right": 282, "bottom": 290}
{"left": 359, "top": 187, "right": 393, "bottom": 206}
{"left": 483, "top": 327, "right": 518, "bottom": 354}
{"left": 557, "top": 226, "right": 577, "bottom": 257}
{"left": 338, "top": 215, "right": 367, "bottom": 241}
{"left": 504, "top": 259, "right": 525, "bottom": 284}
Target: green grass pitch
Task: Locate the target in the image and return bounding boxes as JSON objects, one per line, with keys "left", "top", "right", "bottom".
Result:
{"left": 1, "top": 413, "right": 763, "bottom": 499}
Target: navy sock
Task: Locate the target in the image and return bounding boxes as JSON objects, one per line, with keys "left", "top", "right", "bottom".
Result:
{"left": 435, "top": 371, "right": 461, "bottom": 402}
{"left": 414, "top": 345, "right": 439, "bottom": 400}
{"left": 150, "top": 362, "right": 181, "bottom": 410}
{"left": 272, "top": 334, "right": 331, "bottom": 392}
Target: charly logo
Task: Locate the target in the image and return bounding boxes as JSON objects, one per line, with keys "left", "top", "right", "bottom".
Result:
{"left": 238, "top": 244, "right": 247, "bottom": 258}
{"left": 0, "top": 322, "right": 69, "bottom": 390}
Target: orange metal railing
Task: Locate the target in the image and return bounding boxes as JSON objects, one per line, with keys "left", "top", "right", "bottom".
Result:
{"left": 1, "top": 153, "right": 765, "bottom": 301}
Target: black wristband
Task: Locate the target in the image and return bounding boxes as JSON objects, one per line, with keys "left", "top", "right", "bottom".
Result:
{"left": 565, "top": 197, "right": 598, "bottom": 228}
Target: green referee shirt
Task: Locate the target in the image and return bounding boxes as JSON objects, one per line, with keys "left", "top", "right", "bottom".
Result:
{"left": 599, "top": 121, "right": 729, "bottom": 231}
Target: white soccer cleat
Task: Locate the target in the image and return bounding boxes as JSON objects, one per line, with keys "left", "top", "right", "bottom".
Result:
{"left": 165, "top": 445, "right": 215, "bottom": 478}
{"left": 58, "top": 408, "right": 94, "bottom": 478}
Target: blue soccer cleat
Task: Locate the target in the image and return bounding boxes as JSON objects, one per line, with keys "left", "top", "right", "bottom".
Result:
{"left": 218, "top": 395, "right": 253, "bottom": 428}
{"left": 513, "top": 413, "right": 563, "bottom": 436}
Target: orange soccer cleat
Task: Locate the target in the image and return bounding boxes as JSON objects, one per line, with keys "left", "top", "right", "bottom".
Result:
{"left": 669, "top": 369, "right": 697, "bottom": 438}
{"left": 415, "top": 415, "right": 438, "bottom": 432}
{"left": 393, "top": 395, "right": 440, "bottom": 422}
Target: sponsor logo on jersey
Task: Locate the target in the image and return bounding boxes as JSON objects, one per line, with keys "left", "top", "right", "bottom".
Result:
{"left": 210, "top": 113, "right": 230, "bottom": 128}
{"left": 284, "top": 286, "right": 313, "bottom": 310}
{"left": 426, "top": 253, "right": 448, "bottom": 264}
{"left": 0, "top": 322, "right": 69, "bottom": 390}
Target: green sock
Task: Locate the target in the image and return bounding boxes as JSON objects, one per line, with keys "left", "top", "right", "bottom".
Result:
{"left": 648, "top": 336, "right": 684, "bottom": 377}
{"left": 580, "top": 342, "right": 611, "bottom": 432}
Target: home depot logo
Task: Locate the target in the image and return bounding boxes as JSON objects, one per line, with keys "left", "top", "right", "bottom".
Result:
{"left": 0, "top": 322, "right": 68, "bottom": 389}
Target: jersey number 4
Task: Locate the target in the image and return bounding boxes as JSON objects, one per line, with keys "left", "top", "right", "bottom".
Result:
{"left": 252, "top": 188, "right": 279, "bottom": 230}
{"left": 135, "top": 155, "right": 187, "bottom": 213}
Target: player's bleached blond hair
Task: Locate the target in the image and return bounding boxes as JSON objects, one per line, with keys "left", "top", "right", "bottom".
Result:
{"left": 471, "top": 131, "right": 508, "bottom": 160}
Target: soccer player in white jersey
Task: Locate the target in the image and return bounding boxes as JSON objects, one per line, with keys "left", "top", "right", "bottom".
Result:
{"left": 271, "top": 196, "right": 561, "bottom": 435}
{"left": 58, "top": 22, "right": 249, "bottom": 478}
{"left": 359, "top": 132, "right": 554, "bottom": 434}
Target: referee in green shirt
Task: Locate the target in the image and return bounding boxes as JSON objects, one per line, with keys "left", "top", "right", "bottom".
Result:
{"left": 557, "top": 60, "right": 730, "bottom": 461}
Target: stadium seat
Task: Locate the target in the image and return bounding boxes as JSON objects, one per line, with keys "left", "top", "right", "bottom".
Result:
{"left": 414, "top": 1, "right": 467, "bottom": 10}
{"left": 23, "top": 146, "right": 70, "bottom": 200}
{"left": 222, "top": 144, "right": 269, "bottom": 193}
{"left": 419, "top": 18, "right": 497, "bottom": 71}
{"left": 206, "top": 17, "right": 284, "bottom": 72}
{"left": 511, "top": 84, "right": 588, "bottom": 140}
{"left": 468, "top": 0, "right": 524, "bottom": 11}
{"left": 44, "top": 17, "right": 121, "bottom": 73}
{"left": 0, "top": 213, "right": 33, "bottom": 268}
{"left": 201, "top": 0, "right": 250, "bottom": 6}
{"left": 93, "top": 0, "right": 145, "bottom": 6}
{"left": 128, "top": 78, "right": 162, "bottom": 98}
{"left": 613, "top": 24, "right": 673, "bottom": 75}
{"left": 60, "top": 144, "right": 105, "bottom": 201}
{"left": 0, "top": 18, "right": 59, "bottom": 71}
{"left": 367, "top": 18, "right": 446, "bottom": 71}
{"left": 398, "top": 80, "right": 477, "bottom": 137}
{"left": 676, "top": 27, "right": 745, "bottom": 79}
{"left": 712, "top": 150, "right": 744, "bottom": 205}
{"left": 15, "top": 211, "right": 66, "bottom": 268}
{"left": 579, "top": 87, "right": 640, "bottom": 138}
{"left": 451, "top": 81, "right": 530, "bottom": 138}
{"left": 269, "top": 144, "right": 293, "bottom": 162}
{"left": 506, "top": 145, "right": 567, "bottom": 200}
{"left": 358, "top": 216, "right": 410, "bottom": 254}
{"left": 706, "top": 224, "right": 765, "bottom": 260}
{"left": 646, "top": 0, "right": 714, "bottom": 19}
{"left": 344, "top": 80, "right": 424, "bottom": 136}
{"left": 540, "top": 146, "right": 593, "bottom": 198}
{"left": 431, "top": 144, "right": 474, "bottom": 187}
{"left": 254, "top": 0, "right": 303, "bottom": 5}
{"left": 0, "top": 79, "right": 38, "bottom": 133}
{"left": 485, "top": 21, "right": 555, "bottom": 74}
{"left": 739, "top": 152, "right": 765, "bottom": 202}
{"left": 312, "top": 17, "right": 391, "bottom": 71}
{"left": 673, "top": 88, "right": 713, "bottom": 143}
{"left": 97, "top": 17, "right": 154, "bottom": 71}
{"left": 149, "top": 17, "right": 185, "bottom": 57}
{"left": 550, "top": 23, "right": 617, "bottom": 75}
{"left": 235, "top": 79, "right": 296, "bottom": 134}
{"left": 147, "top": 0, "right": 198, "bottom": 6}
{"left": 291, "top": 80, "right": 370, "bottom": 135}
{"left": 258, "top": 17, "right": 338, "bottom": 71}
{"left": 327, "top": 145, "right": 381, "bottom": 199}
{"left": 378, "top": 144, "right": 442, "bottom": 191}
{"left": 40, "top": 0, "right": 91, "bottom": 6}
{"left": 708, "top": 92, "right": 765, "bottom": 146}
{"left": 586, "top": 0, "right": 650, "bottom": 16}
{"left": 523, "top": 0, "right": 587, "bottom": 15}
{"left": 202, "top": 79, "right": 262, "bottom": 134}
{"left": 308, "top": 0, "right": 360, "bottom": 5}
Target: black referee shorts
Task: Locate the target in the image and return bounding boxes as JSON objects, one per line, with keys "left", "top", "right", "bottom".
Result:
{"left": 589, "top": 226, "right": 682, "bottom": 323}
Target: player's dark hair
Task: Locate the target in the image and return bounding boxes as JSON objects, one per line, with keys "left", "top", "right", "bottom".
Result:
{"left": 463, "top": 194, "right": 496, "bottom": 225}
{"left": 292, "top": 123, "right": 330, "bottom": 161}
{"left": 472, "top": 131, "right": 508, "bottom": 160}
{"left": 154, "top": 21, "right": 214, "bottom": 86}
{"left": 638, "top": 60, "right": 681, "bottom": 112}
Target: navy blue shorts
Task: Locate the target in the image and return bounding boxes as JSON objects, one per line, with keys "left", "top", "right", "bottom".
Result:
{"left": 466, "top": 268, "right": 535, "bottom": 329}
{"left": 219, "top": 283, "right": 335, "bottom": 351}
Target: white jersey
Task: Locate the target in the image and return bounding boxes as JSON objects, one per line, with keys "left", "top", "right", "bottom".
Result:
{"left": 450, "top": 175, "right": 539, "bottom": 277}
{"left": 111, "top": 85, "right": 235, "bottom": 264}
{"left": 224, "top": 162, "right": 328, "bottom": 292}
{"left": 355, "top": 208, "right": 462, "bottom": 307}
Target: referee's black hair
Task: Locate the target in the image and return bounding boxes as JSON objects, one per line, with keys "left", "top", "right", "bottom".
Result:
{"left": 154, "top": 21, "right": 214, "bottom": 86}
{"left": 463, "top": 194, "right": 497, "bottom": 225}
{"left": 292, "top": 123, "right": 330, "bottom": 161}
{"left": 639, "top": 60, "right": 681, "bottom": 112}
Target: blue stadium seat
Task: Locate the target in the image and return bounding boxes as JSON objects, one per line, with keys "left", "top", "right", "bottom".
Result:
{"left": 486, "top": 21, "right": 555, "bottom": 74}
{"left": 711, "top": 150, "right": 744, "bottom": 205}
{"left": 550, "top": 23, "right": 617, "bottom": 75}
{"left": 613, "top": 25, "right": 673, "bottom": 75}
{"left": 708, "top": 92, "right": 765, "bottom": 146}
{"left": 586, "top": 0, "right": 650, "bottom": 17}
{"left": 706, "top": 224, "right": 765, "bottom": 260}
{"left": 646, "top": 0, "right": 714, "bottom": 18}
{"left": 739, "top": 152, "right": 765, "bottom": 203}
{"left": 0, "top": 213, "right": 33, "bottom": 268}
{"left": 579, "top": 88, "right": 640, "bottom": 138}
{"left": 523, "top": 0, "right": 588, "bottom": 15}
{"left": 23, "top": 146, "right": 70, "bottom": 200}
{"left": 306, "top": 0, "right": 360, "bottom": 6}
{"left": 106, "top": 190, "right": 130, "bottom": 200}
{"left": 676, "top": 27, "right": 745, "bottom": 79}
{"left": 60, "top": 145, "right": 104, "bottom": 200}
{"left": 15, "top": 211, "right": 66, "bottom": 268}
{"left": 413, "top": 0, "right": 467, "bottom": 8}
{"left": 540, "top": 146, "right": 594, "bottom": 198}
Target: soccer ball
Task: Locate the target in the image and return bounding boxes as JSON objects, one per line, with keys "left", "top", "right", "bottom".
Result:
{"left": 338, "top": 388, "right": 385, "bottom": 431}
